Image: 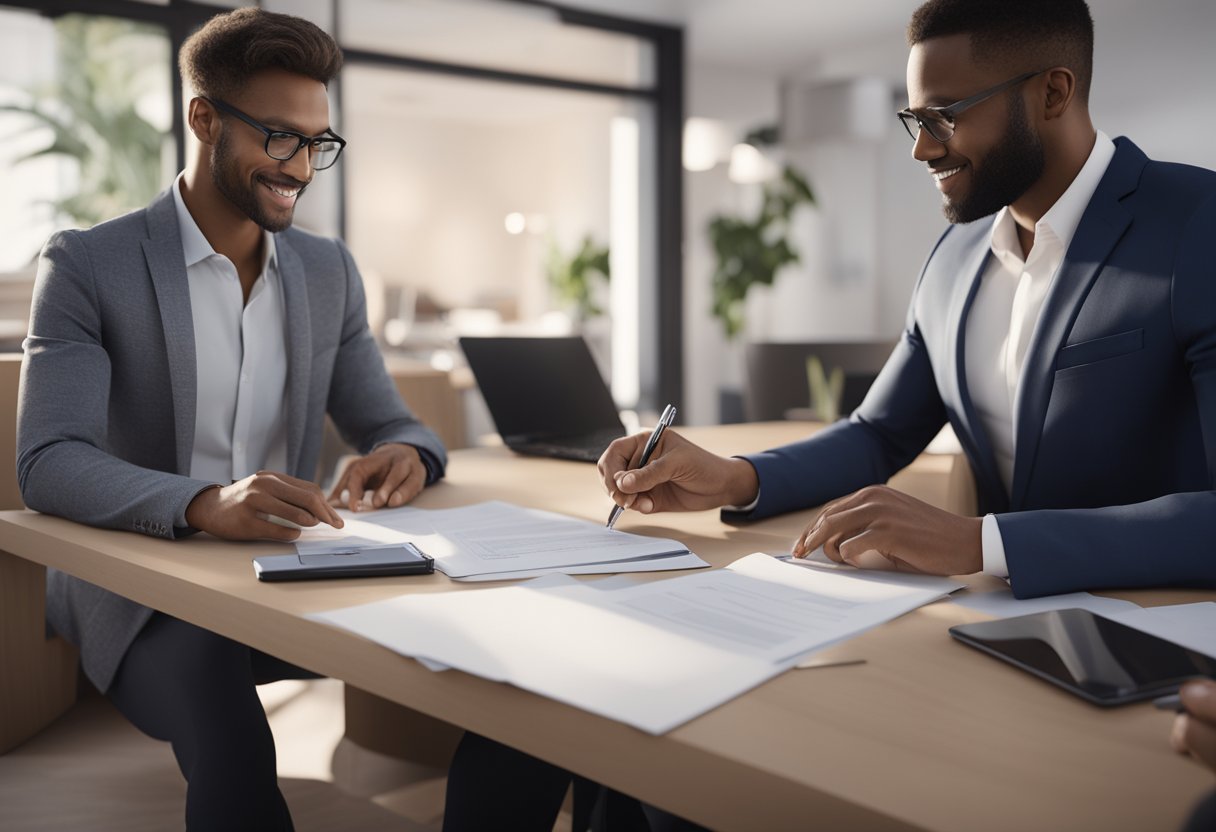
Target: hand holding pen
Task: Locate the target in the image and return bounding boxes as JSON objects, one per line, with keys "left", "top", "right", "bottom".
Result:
{"left": 598, "top": 406, "right": 762, "bottom": 522}
{"left": 606, "top": 405, "right": 676, "bottom": 529}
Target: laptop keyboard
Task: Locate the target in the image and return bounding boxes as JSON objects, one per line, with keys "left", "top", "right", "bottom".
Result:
{"left": 512, "top": 430, "right": 624, "bottom": 463}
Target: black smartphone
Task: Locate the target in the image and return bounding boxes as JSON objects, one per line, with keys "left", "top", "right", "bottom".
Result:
{"left": 949, "top": 608, "right": 1216, "bottom": 706}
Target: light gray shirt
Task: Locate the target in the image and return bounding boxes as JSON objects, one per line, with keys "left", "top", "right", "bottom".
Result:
{"left": 171, "top": 173, "right": 288, "bottom": 483}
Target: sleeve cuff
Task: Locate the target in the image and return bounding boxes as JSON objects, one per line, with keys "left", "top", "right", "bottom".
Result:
{"left": 981, "top": 513, "right": 1010, "bottom": 579}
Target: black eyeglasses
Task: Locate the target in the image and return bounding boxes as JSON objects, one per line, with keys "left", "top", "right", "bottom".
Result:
{"left": 896, "top": 69, "right": 1045, "bottom": 143}
{"left": 202, "top": 97, "right": 346, "bottom": 170}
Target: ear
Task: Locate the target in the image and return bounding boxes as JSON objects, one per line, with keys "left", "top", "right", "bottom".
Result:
{"left": 187, "top": 97, "right": 220, "bottom": 146}
{"left": 1040, "top": 67, "right": 1078, "bottom": 121}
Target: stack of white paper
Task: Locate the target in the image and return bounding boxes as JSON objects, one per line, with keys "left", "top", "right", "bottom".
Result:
{"left": 294, "top": 500, "right": 707, "bottom": 580}
{"left": 309, "top": 553, "right": 963, "bottom": 734}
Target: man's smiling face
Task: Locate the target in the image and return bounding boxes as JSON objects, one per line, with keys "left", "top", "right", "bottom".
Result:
{"left": 906, "top": 34, "right": 1046, "bottom": 224}
{"left": 209, "top": 67, "right": 330, "bottom": 232}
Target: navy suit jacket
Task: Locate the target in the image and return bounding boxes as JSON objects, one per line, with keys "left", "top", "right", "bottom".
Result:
{"left": 739, "top": 137, "right": 1216, "bottom": 598}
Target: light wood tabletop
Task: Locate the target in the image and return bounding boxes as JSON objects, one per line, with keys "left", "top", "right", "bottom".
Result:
{"left": 1, "top": 422, "right": 1212, "bottom": 831}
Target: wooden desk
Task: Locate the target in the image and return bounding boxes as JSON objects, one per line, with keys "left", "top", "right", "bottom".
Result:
{"left": 1, "top": 422, "right": 1211, "bottom": 831}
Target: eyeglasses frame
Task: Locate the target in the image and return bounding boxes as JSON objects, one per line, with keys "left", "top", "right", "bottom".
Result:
{"left": 200, "top": 96, "right": 347, "bottom": 170}
{"left": 896, "top": 69, "right": 1046, "bottom": 143}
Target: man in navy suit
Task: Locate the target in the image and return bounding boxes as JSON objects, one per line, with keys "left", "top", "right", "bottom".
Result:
{"left": 602, "top": 0, "right": 1216, "bottom": 601}
{"left": 445, "top": 1, "right": 1216, "bottom": 828}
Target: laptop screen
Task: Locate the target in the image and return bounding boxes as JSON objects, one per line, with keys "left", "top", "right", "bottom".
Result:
{"left": 460, "top": 336, "right": 625, "bottom": 441}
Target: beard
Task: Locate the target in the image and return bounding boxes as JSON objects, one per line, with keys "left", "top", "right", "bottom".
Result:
{"left": 210, "top": 130, "right": 306, "bottom": 233}
{"left": 943, "top": 93, "right": 1045, "bottom": 224}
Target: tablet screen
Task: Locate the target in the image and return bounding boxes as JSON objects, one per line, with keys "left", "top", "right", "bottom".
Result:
{"left": 950, "top": 608, "right": 1216, "bottom": 705}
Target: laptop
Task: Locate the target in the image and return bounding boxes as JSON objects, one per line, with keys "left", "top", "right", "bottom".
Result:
{"left": 459, "top": 336, "right": 626, "bottom": 462}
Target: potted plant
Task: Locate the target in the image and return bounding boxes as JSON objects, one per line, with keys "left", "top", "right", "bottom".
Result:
{"left": 547, "top": 235, "right": 610, "bottom": 322}
{"left": 708, "top": 164, "right": 816, "bottom": 338}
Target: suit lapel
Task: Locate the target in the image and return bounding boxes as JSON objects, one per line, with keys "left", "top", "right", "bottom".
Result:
{"left": 141, "top": 190, "right": 197, "bottom": 477}
{"left": 275, "top": 235, "right": 312, "bottom": 477}
{"left": 946, "top": 235, "right": 1008, "bottom": 511}
{"left": 1009, "top": 139, "right": 1144, "bottom": 508}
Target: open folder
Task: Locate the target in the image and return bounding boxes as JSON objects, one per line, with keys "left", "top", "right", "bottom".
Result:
{"left": 292, "top": 500, "right": 708, "bottom": 580}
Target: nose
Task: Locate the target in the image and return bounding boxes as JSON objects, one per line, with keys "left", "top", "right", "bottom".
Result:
{"left": 911, "top": 127, "right": 947, "bottom": 163}
{"left": 280, "top": 143, "right": 313, "bottom": 184}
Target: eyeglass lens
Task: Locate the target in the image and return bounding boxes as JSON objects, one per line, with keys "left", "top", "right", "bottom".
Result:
{"left": 266, "top": 133, "right": 342, "bottom": 169}
{"left": 899, "top": 112, "right": 953, "bottom": 143}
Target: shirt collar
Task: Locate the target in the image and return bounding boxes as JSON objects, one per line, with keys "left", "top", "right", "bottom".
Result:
{"left": 171, "top": 172, "right": 277, "bottom": 275}
{"left": 988, "top": 130, "right": 1116, "bottom": 268}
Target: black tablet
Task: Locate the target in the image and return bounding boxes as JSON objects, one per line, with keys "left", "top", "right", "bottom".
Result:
{"left": 949, "top": 608, "right": 1216, "bottom": 706}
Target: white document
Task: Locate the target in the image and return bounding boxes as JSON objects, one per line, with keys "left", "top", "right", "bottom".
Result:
{"left": 774, "top": 550, "right": 968, "bottom": 596}
{"left": 951, "top": 588, "right": 1142, "bottom": 620}
{"left": 294, "top": 500, "right": 705, "bottom": 579}
{"left": 1106, "top": 602, "right": 1216, "bottom": 658}
{"left": 309, "top": 553, "right": 958, "bottom": 734}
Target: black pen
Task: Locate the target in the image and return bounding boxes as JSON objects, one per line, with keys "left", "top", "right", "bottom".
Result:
{"left": 607, "top": 404, "right": 676, "bottom": 529}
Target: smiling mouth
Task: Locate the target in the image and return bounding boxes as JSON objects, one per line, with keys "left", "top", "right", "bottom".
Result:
{"left": 259, "top": 177, "right": 304, "bottom": 202}
{"left": 931, "top": 165, "right": 964, "bottom": 182}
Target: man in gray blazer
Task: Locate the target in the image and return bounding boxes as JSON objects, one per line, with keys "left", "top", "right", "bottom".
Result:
{"left": 16, "top": 9, "right": 445, "bottom": 830}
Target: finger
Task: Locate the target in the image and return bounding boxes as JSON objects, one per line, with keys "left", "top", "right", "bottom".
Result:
{"left": 615, "top": 453, "right": 677, "bottom": 495}
{"left": 1181, "top": 680, "right": 1216, "bottom": 721}
{"left": 1182, "top": 712, "right": 1216, "bottom": 772}
{"left": 376, "top": 459, "right": 417, "bottom": 508}
{"left": 791, "top": 521, "right": 817, "bottom": 557}
{"left": 387, "top": 467, "right": 424, "bottom": 508}
{"left": 266, "top": 480, "right": 344, "bottom": 529}
{"left": 1172, "top": 713, "right": 1191, "bottom": 755}
{"left": 343, "top": 463, "right": 369, "bottom": 512}
{"left": 808, "top": 505, "right": 875, "bottom": 563}
{"left": 837, "top": 529, "right": 883, "bottom": 566}
{"left": 599, "top": 434, "right": 646, "bottom": 494}
{"left": 327, "top": 462, "right": 354, "bottom": 503}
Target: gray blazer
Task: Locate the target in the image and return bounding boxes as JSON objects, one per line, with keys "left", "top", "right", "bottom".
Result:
{"left": 17, "top": 188, "right": 447, "bottom": 692}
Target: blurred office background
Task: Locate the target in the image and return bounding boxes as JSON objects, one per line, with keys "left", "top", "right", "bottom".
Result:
{"left": 0, "top": 0, "right": 1213, "bottom": 437}
{"left": 3, "top": 2, "right": 1216, "bottom": 829}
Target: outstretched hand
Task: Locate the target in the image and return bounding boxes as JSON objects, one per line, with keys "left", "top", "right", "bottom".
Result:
{"left": 792, "top": 485, "right": 983, "bottom": 575}
{"left": 328, "top": 443, "right": 428, "bottom": 512}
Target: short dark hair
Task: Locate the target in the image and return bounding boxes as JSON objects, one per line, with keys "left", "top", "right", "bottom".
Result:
{"left": 907, "top": 0, "right": 1094, "bottom": 103}
{"left": 179, "top": 8, "right": 343, "bottom": 101}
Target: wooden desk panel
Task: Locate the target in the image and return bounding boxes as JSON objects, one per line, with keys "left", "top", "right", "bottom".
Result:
{"left": 0, "top": 423, "right": 1210, "bottom": 831}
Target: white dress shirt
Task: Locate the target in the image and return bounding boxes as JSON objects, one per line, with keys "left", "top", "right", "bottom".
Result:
{"left": 965, "top": 131, "right": 1116, "bottom": 577}
{"left": 171, "top": 173, "right": 289, "bottom": 485}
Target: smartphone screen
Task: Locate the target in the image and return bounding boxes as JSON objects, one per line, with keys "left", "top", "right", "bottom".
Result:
{"left": 950, "top": 608, "right": 1216, "bottom": 706}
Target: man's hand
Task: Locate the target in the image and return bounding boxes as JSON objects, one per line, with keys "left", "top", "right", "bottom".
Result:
{"left": 185, "top": 471, "right": 344, "bottom": 541}
{"left": 327, "top": 443, "right": 428, "bottom": 512}
{"left": 792, "top": 485, "right": 983, "bottom": 575}
{"left": 1171, "top": 680, "right": 1216, "bottom": 773}
{"left": 597, "top": 429, "right": 759, "bottom": 515}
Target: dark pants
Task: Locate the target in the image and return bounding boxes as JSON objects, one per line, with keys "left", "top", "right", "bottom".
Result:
{"left": 106, "top": 613, "right": 320, "bottom": 831}
{"left": 443, "top": 732, "right": 710, "bottom": 832}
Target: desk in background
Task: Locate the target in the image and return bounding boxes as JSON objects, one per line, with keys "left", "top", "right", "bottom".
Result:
{"left": 2, "top": 422, "right": 1212, "bottom": 831}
